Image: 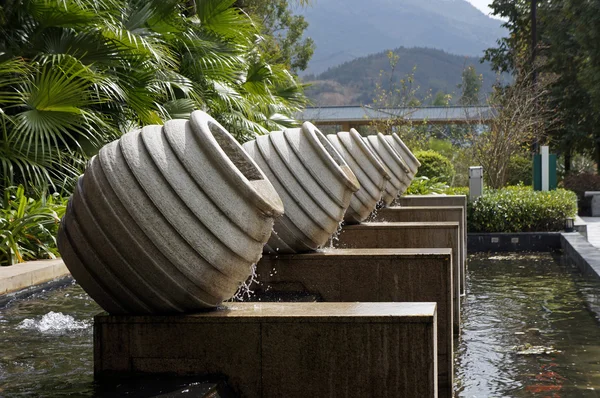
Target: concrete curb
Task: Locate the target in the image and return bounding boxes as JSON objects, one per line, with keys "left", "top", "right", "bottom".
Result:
{"left": 0, "top": 259, "right": 70, "bottom": 296}
{"left": 468, "top": 232, "right": 562, "bottom": 253}
{"left": 560, "top": 232, "right": 600, "bottom": 281}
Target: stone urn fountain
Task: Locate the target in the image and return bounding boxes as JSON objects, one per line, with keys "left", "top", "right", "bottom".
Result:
{"left": 363, "top": 133, "right": 412, "bottom": 205}
{"left": 57, "top": 111, "right": 284, "bottom": 314}
{"left": 384, "top": 133, "right": 421, "bottom": 178}
{"left": 243, "top": 122, "right": 360, "bottom": 253}
{"left": 327, "top": 129, "right": 390, "bottom": 224}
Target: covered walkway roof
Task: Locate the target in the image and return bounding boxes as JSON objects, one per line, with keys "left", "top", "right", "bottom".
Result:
{"left": 295, "top": 106, "right": 495, "bottom": 127}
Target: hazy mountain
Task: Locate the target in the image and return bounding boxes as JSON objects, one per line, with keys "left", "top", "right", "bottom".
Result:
{"left": 300, "top": 0, "right": 506, "bottom": 75}
{"left": 303, "top": 46, "right": 501, "bottom": 106}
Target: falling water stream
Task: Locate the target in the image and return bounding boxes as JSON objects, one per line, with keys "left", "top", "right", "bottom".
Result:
{"left": 0, "top": 253, "right": 599, "bottom": 396}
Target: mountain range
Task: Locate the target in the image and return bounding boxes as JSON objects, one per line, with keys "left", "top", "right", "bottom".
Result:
{"left": 299, "top": 0, "right": 506, "bottom": 75}
{"left": 303, "top": 46, "right": 502, "bottom": 106}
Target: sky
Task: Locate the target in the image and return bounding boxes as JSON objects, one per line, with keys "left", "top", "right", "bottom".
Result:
{"left": 466, "top": 0, "right": 494, "bottom": 17}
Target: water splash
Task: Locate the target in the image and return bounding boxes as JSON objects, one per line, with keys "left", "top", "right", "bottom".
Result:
{"left": 17, "top": 311, "right": 90, "bottom": 333}
{"left": 366, "top": 199, "right": 385, "bottom": 222}
{"left": 326, "top": 220, "right": 345, "bottom": 249}
{"left": 231, "top": 263, "right": 258, "bottom": 301}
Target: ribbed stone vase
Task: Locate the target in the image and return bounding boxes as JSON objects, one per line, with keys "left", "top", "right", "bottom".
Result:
{"left": 57, "top": 111, "right": 284, "bottom": 314}
{"left": 327, "top": 129, "right": 390, "bottom": 224}
{"left": 243, "top": 122, "right": 360, "bottom": 253}
{"left": 363, "top": 133, "right": 412, "bottom": 205}
{"left": 384, "top": 133, "right": 421, "bottom": 178}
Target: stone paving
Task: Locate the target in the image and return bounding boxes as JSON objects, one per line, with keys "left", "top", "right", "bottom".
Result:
{"left": 581, "top": 216, "right": 600, "bottom": 249}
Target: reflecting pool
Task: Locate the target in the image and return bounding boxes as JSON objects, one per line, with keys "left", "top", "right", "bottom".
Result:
{"left": 456, "top": 253, "right": 600, "bottom": 397}
{"left": 1, "top": 252, "right": 600, "bottom": 396}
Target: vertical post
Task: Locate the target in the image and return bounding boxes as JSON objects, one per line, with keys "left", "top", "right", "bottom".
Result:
{"left": 541, "top": 146, "right": 549, "bottom": 191}
{"left": 469, "top": 166, "right": 483, "bottom": 201}
{"left": 531, "top": 0, "right": 537, "bottom": 85}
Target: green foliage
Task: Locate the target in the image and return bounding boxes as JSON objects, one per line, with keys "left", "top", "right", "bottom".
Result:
{"left": 484, "top": 0, "right": 600, "bottom": 172}
{"left": 0, "top": 0, "right": 308, "bottom": 192}
{"left": 0, "top": 186, "right": 66, "bottom": 266}
{"left": 405, "top": 176, "right": 449, "bottom": 195}
{"left": 414, "top": 150, "right": 455, "bottom": 183}
{"left": 506, "top": 153, "right": 532, "bottom": 186}
{"left": 468, "top": 186, "right": 577, "bottom": 233}
{"left": 237, "top": 0, "right": 314, "bottom": 73}
{"left": 458, "top": 65, "right": 482, "bottom": 106}
{"left": 443, "top": 186, "right": 469, "bottom": 196}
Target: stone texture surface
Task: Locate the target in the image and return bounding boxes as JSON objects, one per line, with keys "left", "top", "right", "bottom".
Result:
{"left": 95, "top": 302, "right": 438, "bottom": 398}
{"left": 243, "top": 123, "right": 359, "bottom": 253}
{"left": 0, "top": 259, "right": 69, "bottom": 295}
{"left": 384, "top": 133, "right": 421, "bottom": 177}
{"left": 58, "top": 111, "right": 284, "bottom": 314}
{"left": 335, "top": 222, "right": 461, "bottom": 333}
{"left": 363, "top": 133, "right": 412, "bottom": 205}
{"left": 395, "top": 195, "right": 468, "bottom": 292}
{"left": 375, "top": 206, "right": 466, "bottom": 294}
{"left": 255, "top": 249, "right": 453, "bottom": 393}
{"left": 327, "top": 129, "right": 389, "bottom": 223}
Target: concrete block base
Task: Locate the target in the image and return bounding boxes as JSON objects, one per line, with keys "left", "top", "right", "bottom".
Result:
{"left": 335, "top": 222, "right": 461, "bottom": 334}
{"left": 254, "top": 248, "right": 453, "bottom": 392}
{"left": 94, "top": 302, "right": 438, "bottom": 398}
{"left": 374, "top": 206, "right": 467, "bottom": 294}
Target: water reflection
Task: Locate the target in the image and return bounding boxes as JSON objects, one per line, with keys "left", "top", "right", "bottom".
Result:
{"left": 456, "top": 253, "right": 600, "bottom": 397}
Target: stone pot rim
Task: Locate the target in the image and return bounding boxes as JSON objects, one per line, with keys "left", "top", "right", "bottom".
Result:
{"left": 346, "top": 129, "right": 390, "bottom": 180}
{"left": 299, "top": 122, "right": 360, "bottom": 192}
{"left": 376, "top": 133, "right": 411, "bottom": 174}
{"left": 389, "top": 133, "right": 421, "bottom": 168}
{"left": 190, "top": 111, "right": 284, "bottom": 217}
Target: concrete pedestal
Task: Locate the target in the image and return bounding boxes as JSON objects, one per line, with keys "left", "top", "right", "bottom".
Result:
{"left": 375, "top": 206, "right": 467, "bottom": 294}
{"left": 95, "top": 302, "right": 438, "bottom": 398}
{"left": 254, "top": 249, "right": 453, "bottom": 393}
{"left": 335, "top": 222, "right": 461, "bottom": 334}
{"left": 395, "top": 195, "right": 467, "bottom": 208}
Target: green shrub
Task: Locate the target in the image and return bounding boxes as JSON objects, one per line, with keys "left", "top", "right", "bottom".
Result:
{"left": 443, "top": 186, "right": 469, "bottom": 196}
{"left": 414, "top": 150, "right": 455, "bottom": 183}
{"left": 0, "top": 186, "right": 66, "bottom": 266}
{"left": 468, "top": 186, "right": 577, "bottom": 233}
{"left": 506, "top": 154, "right": 533, "bottom": 186}
{"left": 405, "top": 176, "right": 449, "bottom": 195}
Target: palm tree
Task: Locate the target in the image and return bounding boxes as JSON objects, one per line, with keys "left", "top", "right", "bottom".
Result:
{"left": 0, "top": 0, "right": 308, "bottom": 192}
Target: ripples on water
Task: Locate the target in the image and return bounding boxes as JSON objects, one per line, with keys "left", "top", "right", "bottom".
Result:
{"left": 0, "top": 280, "right": 100, "bottom": 396}
{"left": 456, "top": 253, "right": 600, "bottom": 397}
{"left": 1, "top": 252, "right": 600, "bottom": 397}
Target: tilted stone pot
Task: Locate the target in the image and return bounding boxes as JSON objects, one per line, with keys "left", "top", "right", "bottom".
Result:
{"left": 363, "top": 133, "right": 412, "bottom": 205}
{"left": 327, "top": 129, "right": 390, "bottom": 224}
{"left": 57, "top": 111, "right": 284, "bottom": 314}
{"left": 384, "top": 133, "right": 421, "bottom": 178}
{"left": 243, "top": 122, "right": 360, "bottom": 253}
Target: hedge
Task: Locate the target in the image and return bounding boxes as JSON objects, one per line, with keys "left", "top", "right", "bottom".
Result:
{"left": 414, "top": 150, "right": 455, "bottom": 183}
{"left": 468, "top": 186, "right": 577, "bottom": 233}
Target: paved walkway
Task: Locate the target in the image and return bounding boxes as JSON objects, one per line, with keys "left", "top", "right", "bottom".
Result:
{"left": 581, "top": 217, "right": 600, "bottom": 249}
{"left": 0, "top": 259, "right": 69, "bottom": 296}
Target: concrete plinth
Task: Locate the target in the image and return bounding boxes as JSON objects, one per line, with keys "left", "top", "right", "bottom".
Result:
{"left": 396, "top": 196, "right": 467, "bottom": 288}
{"left": 254, "top": 249, "right": 453, "bottom": 393}
{"left": 335, "top": 222, "right": 460, "bottom": 334}
{"left": 374, "top": 206, "right": 466, "bottom": 295}
{"left": 95, "top": 302, "right": 438, "bottom": 398}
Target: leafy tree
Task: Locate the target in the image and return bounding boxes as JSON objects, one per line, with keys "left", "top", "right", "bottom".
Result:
{"left": 0, "top": 0, "right": 308, "bottom": 192}
{"left": 235, "top": 0, "right": 315, "bottom": 73}
{"left": 483, "top": 0, "right": 600, "bottom": 172}
{"left": 432, "top": 91, "right": 451, "bottom": 106}
{"left": 458, "top": 66, "right": 482, "bottom": 106}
